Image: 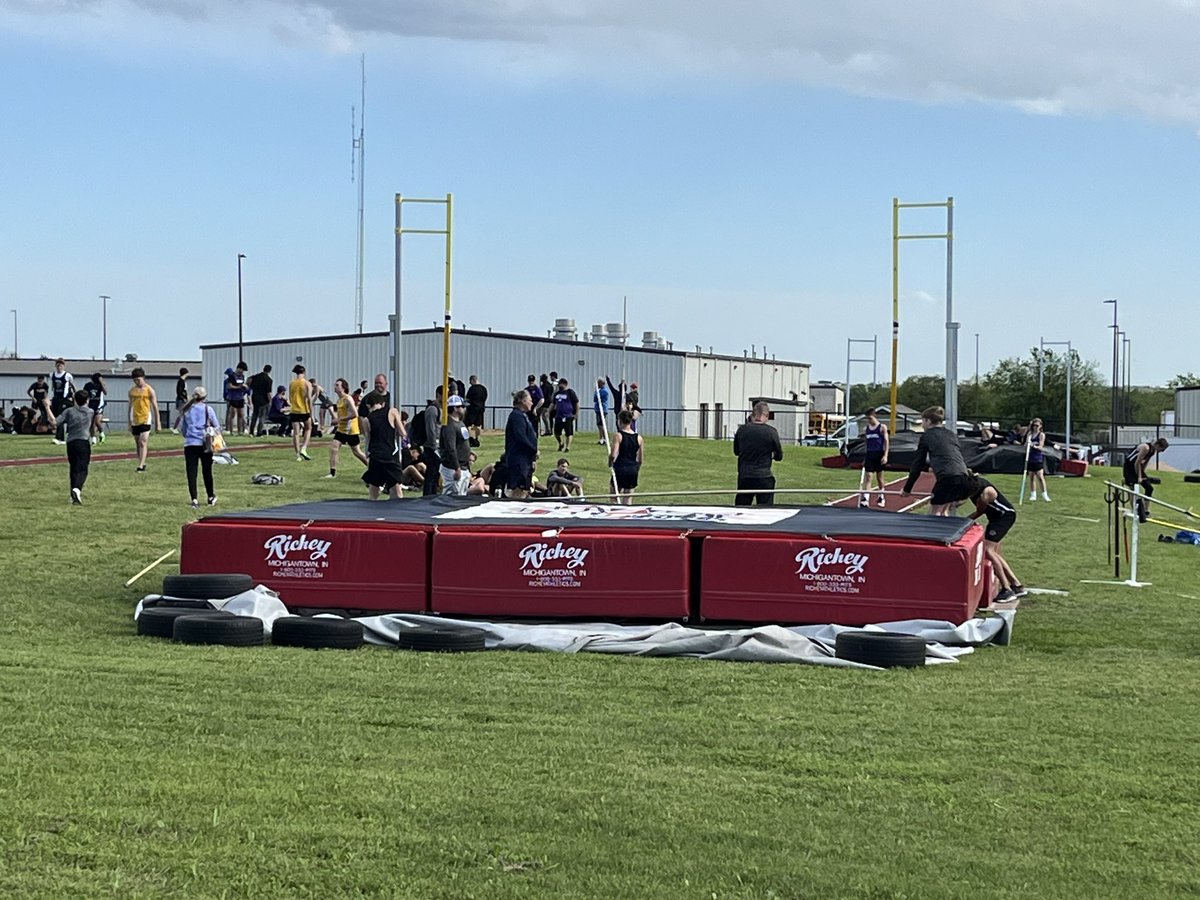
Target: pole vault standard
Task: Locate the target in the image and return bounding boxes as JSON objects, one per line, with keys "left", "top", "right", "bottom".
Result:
{"left": 890, "top": 197, "right": 955, "bottom": 436}
{"left": 1083, "top": 482, "right": 1150, "bottom": 588}
{"left": 394, "top": 194, "right": 453, "bottom": 419}
{"left": 1039, "top": 337, "right": 1074, "bottom": 459}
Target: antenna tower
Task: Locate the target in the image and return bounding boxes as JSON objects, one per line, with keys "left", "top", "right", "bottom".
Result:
{"left": 351, "top": 54, "right": 366, "bottom": 333}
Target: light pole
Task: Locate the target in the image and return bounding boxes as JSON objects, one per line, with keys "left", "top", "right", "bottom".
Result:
{"left": 237, "top": 253, "right": 246, "bottom": 364}
{"left": 1122, "top": 334, "right": 1131, "bottom": 423}
{"left": 9, "top": 309, "right": 16, "bottom": 358}
{"left": 1103, "top": 299, "right": 1118, "bottom": 456}
{"left": 99, "top": 295, "right": 110, "bottom": 359}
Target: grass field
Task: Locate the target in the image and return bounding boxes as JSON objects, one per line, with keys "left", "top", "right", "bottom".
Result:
{"left": 2, "top": 430, "right": 1198, "bottom": 898}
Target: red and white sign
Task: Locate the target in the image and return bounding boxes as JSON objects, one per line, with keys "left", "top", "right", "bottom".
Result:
{"left": 431, "top": 529, "right": 690, "bottom": 618}
{"left": 181, "top": 519, "right": 429, "bottom": 611}
{"left": 700, "top": 528, "right": 984, "bottom": 625}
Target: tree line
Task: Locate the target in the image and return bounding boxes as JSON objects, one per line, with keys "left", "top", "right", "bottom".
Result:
{"left": 847, "top": 349, "right": 1198, "bottom": 436}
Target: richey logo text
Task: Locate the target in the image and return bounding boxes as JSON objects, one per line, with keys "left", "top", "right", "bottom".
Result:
{"left": 794, "top": 546, "right": 869, "bottom": 575}
{"left": 519, "top": 542, "right": 589, "bottom": 570}
{"left": 264, "top": 534, "right": 331, "bottom": 562}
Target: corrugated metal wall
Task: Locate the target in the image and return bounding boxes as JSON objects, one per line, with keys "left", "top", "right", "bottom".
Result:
{"left": 1176, "top": 388, "right": 1200, "bottom": 438}
{"left": 202, "top": 335, "right": 390, "bottom": 404}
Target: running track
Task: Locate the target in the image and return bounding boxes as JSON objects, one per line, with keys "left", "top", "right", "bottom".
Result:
{"left": 827, "top": 471, "right": 936, "bottom": 511}
{"left": 0, "top": 443, "right": 281, "bottom": 468}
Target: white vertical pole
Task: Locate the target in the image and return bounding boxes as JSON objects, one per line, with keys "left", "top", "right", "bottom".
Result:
{"left": 1128, "top": 486, "right": 1141, "bottom": 584}
{"left": 944, "top": 197, "right": 956, "bottom": 426}
{"left": 1065, "top": 342, "right": 1073, "bottom": 461}
{"left": 392, "top": 194, "right": 403, "bottom": 406}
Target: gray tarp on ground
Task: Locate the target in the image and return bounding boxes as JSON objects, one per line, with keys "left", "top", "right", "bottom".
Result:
{"left": 138, "top": 586, "right": 1013, "bottom": 669}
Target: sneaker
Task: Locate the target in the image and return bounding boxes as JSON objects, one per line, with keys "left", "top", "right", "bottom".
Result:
{"left": 207, "top": 496, "right": 217, "bottom": 506}
{"left": 190, "top": 499, "right": 199, "bottom": 509}
{"left": 1027, "top": 493, "right": 1036, "bottom": 502}
{"left": 136, "top": 466, "right": 146, "bottom": 473}
{"left": 97, "top": 432, "right": 106, "bottom": 443}
{"left": 1042, "top": 494, "right": 1051, "bottom": 502}
{"left": 993, "top": 588, "right": 1015, "bottom": 604}
{"left": 52, "top": 439, "right": 65, "bottom": 445}
{"left": 299, "top": 449, "right": 311, "bottom": 461}
{"left": 71, "top": 488, "right": 82, "bottom": 505}
{"left": 1012, "top": 584, "right": 1028, "bottom": 597}
{"left": 90, "top": 436, "right": 97, "bottom": 444}
{"left": 324, "top": 473, "right": 337, "bottom": 479}
{"left": 877, "top": 495, "right": 886, "bottom": 508}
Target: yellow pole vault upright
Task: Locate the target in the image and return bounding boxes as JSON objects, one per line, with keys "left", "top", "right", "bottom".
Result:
{"left": 395, "top": 193, "right": 454, "bottom": 421}
{"left": 889, "top": 197, "right": 954, "bottom": 435}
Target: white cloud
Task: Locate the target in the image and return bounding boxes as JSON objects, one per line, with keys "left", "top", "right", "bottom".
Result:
{"left": 6, "top": 0, "right": 1200, "bottom": 126}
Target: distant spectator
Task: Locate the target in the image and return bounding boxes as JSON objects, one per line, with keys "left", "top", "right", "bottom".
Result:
{"left": 526, "top": 375, "right": 544, "bottom": 432}
{"left": 418, "top": 389, "right": 442, "bottom": 496}
{"left": 592, "top": 378, "right": 611, "bottom": 444}
{"left": 47, "top": 389, "right": 93, "bottom": 505}
{"left": 439, "top": 395, "right": 472, "bottom": 496}
{"left": 538, "top": 374, "right": 554, "bottom": 435}
{"left": 312, "top": 378, "right": 335, "bottom": 433}
{"left": 224, "top": 362, "right": 250, "bottom": 434}
{"left": 49, "top": 358, "right": 75, "bottom": 444}
{"left": 268, "top": 386, "right": 291, "bottom": 435}
{"left": 248, "top": 364, "right": 273, "bottom": 436}
{"left": 128, "top": 367, "right": 161, "bottom": 472}
{"left": 551, "top": 377, "right": 579, "bottom": 453}
{"left": 174, "top": 386, "right": 221, "bottom": 509}
{"left": 27, "top": 374, "right": 51, "bottom": 423}
{"left": 327, "top": 378, "right": 368, "bottom": 479}
{"left": 175, "top": 367, "right": 189, "bottom": 413}
{"left": 400, "top": 445, "right": 426, "bottom": 491}
{"left": 733, "top": 401, "right": 783, "bottom": 506}
{"left": 83, "top": 372, "right": 107, "bottom": 443}
{"left": 465, "top": 375, "right": 488, "bottom": 447}
{"left": 1025, "top": 418, "right": 1051, "bottom": 502}
{"left": 288, "top": 364, "right": 313, "bottom": 461}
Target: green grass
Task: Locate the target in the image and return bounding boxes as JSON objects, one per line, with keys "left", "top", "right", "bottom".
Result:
{"left": 2, "top": 431, "right": 1199, "bottom": 898}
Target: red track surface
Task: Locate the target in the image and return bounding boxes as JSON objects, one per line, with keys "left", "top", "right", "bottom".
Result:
{"left": 0, "top": 442, "right": 280, "bottom": 468}
{"left": 827, "top": 471, "right": 936, "bottom": 511}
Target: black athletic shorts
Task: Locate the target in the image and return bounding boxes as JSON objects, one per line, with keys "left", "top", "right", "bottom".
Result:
{"left": 334, "top": 432, "right": 360, "bottom": 447}
{"left": 131, "top": 423, "right": 151, "bottom": 436}
{"left": 289, "top": 412, "right": 310, "bottom": 424}
{"left": 984, "top": 514, "right": 1015, "bottom": 543}
{"left": 864, "top": 451, "right": 885, "bottom": 473}
{"left": 554, "top": 417, "right": 574, "bottom": 438}
{"left": 931, "top": 473, "right": 973, "bottom": 506}
{"left": 465, "top": 406, "right": 484, "bottom": 428}
{"left": 362, "top": 458, "right": 405, "bottom": 489}
{"left": 228, "top": 398, "right": 245, "bottom": 409}
{"left": 1026, "top": 460, "right": 1044, "bottom": 473}
{"left": 613, "top": 463, "right": 640, "bottom": 491}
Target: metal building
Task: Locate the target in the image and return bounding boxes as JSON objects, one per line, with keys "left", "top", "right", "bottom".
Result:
{"left": 201, "top": 327, "right": 810, "bottom": 440}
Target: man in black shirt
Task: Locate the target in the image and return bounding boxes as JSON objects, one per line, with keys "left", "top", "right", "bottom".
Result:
{"left": 464, "top": 375, "right": 487, "bottom": 447}
{"left": 248, "top": 364, "right": 273, "bottom": 436}
{"left": 901, "top": 405, "right": 972, "bottom": 515}
{"left": 175, "top": 367, "right": 189, "bottom": 413}
{"left": 733, "top": 402, "right": 783, "bottom": 506}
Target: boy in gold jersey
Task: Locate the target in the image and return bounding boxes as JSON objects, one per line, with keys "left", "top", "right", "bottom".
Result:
{"left": 326, "top": 378, "right": 368, "bottom": 478}
{"left": 288, "top": 364, "right": 313, "bottom": 460}
{"left": 127, "top": 367, "right": 161, "bottom": 472}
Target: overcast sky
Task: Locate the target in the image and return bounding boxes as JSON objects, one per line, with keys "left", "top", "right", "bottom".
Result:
{"left": 3, "top": 1, "right": 1198, "bottom": 387}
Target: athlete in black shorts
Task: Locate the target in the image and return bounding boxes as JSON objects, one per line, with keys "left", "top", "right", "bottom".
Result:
{"left": 967, "top": 474, "right": 1025, "bottom": 604}
{"left": 901, "top": 406, "right": 972, "bottom": 515}
{"left": 1123, "top": 438, "right": 1168, "bottom": 523}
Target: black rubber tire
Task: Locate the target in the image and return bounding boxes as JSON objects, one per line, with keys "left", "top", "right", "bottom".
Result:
{"left": 173, "top": 613, "right": 264, "bottom": 647}
{"left": 137, "top": 607, "right": 231, "bottom": 639}
{"left": 161, "top": 573, "right": 254, "bottom": 600}
{"left": 395, "top": 626, "right": 487, "bottom": 653}
{"left": 272, "top": 616, "right": 364, "bottom": 650}
{"left": 146, "top": 598, "right": 213, "bottom": 610}
{"left": 835, "top": 631, "right": 927, "bottom": 668}
{"left": 1184, "top": 474, "right": 1200, "bottom": 484}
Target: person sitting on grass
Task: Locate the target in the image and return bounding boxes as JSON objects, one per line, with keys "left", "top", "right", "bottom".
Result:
{"left": 400, "top": 445, "right": 426, "bottom": 492}
{"left": 547, "top": 457, "right": 585, "bottom": 498}
{"left": 966, "top": 473, "right": 1026, "bottom": 605}
{"left": 267, "top": 386, "right": 291, "bottom": 436}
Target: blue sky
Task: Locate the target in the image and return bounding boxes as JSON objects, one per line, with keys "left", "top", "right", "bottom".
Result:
{"left": 3, "top": 1, "right": 1198, "bottom": 387}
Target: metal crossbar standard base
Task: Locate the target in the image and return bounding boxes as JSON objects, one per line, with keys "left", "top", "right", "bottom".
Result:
{"left": 1085, "top": 483, "right": 1150, "bottom": 588}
